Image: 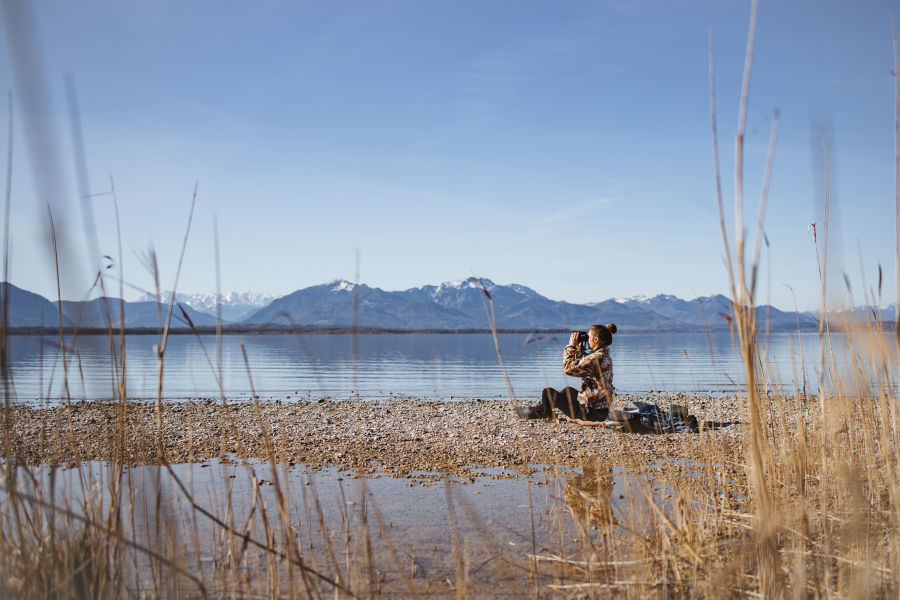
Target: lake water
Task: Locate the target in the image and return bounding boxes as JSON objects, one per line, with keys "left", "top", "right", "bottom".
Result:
{"left": 4, "top": 330, "right": 896, "bottom": 405}
{"left": 5, "top": 458, "right": 697, "bottom": 595}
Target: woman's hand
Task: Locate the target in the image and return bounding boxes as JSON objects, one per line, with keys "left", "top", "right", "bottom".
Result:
{"left": 569, "top": 332, "right": 581, "bottom": 346}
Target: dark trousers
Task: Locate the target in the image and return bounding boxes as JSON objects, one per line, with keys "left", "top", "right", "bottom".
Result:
{"left": 540, "top": 387, "right": 608, "bottom": 421}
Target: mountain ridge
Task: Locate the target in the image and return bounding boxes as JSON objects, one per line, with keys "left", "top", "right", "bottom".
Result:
{"left": 0, "top": 280, "right": 872, "bottom": 331}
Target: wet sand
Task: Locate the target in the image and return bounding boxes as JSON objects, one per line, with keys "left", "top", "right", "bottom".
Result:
{"left": 5, "top": 394, "right": 743, "bottom": 476}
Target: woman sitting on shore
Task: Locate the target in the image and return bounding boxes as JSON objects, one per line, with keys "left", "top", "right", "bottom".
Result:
{"left": 516, "top": 323, "right": 617, "bottom": 422}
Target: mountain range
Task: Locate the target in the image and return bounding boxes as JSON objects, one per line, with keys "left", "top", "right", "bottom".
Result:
{"left": 138, "top": 291, "right": 277, "bottom": 322}
{"left": 0, "top": 279, "right": 844, "bottom": 331}
{"left": 0, "top": 283, "right": 220, "bottom": 329}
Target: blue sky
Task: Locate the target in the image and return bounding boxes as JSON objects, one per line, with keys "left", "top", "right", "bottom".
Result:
{"left": 1, "top": 0, "right": 897, "bottom": 311}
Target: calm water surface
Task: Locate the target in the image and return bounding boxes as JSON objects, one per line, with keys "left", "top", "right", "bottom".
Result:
{"left": 5, "top": 460, "right": 656, "bottom": 594}
{"left": 5, "top": 331, "right": 895, "bottom": 405}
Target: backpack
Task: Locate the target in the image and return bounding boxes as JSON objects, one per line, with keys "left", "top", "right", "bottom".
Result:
{"left": 604, "top": 401, "right": 698, "bottom": 433}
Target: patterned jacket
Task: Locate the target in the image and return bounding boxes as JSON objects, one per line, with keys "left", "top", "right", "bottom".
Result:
{"left": 563, "top": 344, "right": 614, "bottom": 410}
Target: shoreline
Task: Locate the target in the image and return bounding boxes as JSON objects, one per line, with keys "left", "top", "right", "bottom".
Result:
{"left": 5, "top": 395, "right": 744, "bottom": 477}
{"left": 5, "top": 325, "right": 825, "bottom": 335}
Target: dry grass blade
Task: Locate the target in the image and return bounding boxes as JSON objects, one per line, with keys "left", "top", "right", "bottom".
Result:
{"left": 367, "top": 493, "right": 419, "bottom": 598}
{"left": 470, "top": 276, "right": 517, "bottom": 406}
{"left": 443, "top": 479, "right": 468, "bottom": 599}
{"left": 529, "top": 553, "right": 654, "bottom": 568}
{"left": 708, "top": 30, "right": 736, "bottom": 303}
{"left": 2, "top": 94, "right": 13, "bottom": 434}
{"left": 892, "top": 15, "right": 900, "bottom": 346}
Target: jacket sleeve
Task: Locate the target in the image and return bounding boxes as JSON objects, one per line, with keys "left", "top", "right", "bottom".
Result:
{"left": 603, "top": 354, "right": 614, "bottom": 392}
{"left": 563, "top": 344, "right": 597, "bottom": 377}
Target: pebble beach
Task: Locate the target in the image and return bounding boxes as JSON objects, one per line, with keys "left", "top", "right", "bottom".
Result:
{"left": 5, "top": 394, "right": 744, "bottom": 476}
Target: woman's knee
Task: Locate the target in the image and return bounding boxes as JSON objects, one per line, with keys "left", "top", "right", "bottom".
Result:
{"left": 561, "top": 387, "right": 579, "bottom": 402}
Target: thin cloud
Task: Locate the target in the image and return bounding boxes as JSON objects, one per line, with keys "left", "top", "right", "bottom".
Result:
{"left": 533, "top": 197, "right": 618, "bottom": 225}
{"left": 455, "top": 22, "right": 615, "bottom": 125}
{"left": 456, "top": 43, "right": 564, "bottom": 125}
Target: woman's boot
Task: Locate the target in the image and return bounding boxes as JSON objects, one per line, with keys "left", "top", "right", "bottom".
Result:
{"left": 515, "top": 402, "right": 549, "bottom": 419}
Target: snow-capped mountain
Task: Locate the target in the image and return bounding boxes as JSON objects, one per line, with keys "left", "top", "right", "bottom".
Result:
{"left": 243, "top": 280, "right": 480, "bottom": 328}
{"left": 611, "top": 293, "right": 818, "bottom": 330}
{"left": 820, "top": 304, "right": 898, "bottom": 323}
{"left": 140, "top": 291, "right": 278, "bottom": 322}
{"left": 0, "top": 279, "right": 849, "bottom": 331}
{"left": 242, "top": 278, "right": 698, "bottom": 330}
{"left": 614, "top": 295, "right": 645, "bottom": 304}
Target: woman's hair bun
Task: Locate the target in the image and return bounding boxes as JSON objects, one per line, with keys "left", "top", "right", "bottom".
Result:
{"left": 606, "top": 323, "right": 618, "bottom": 334}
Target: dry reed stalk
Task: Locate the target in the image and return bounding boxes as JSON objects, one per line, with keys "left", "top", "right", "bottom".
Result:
{"left": 710, "top": 1, "right": 780, "bottom": 594}
{"left": 473, "top": 274, "right": 554, "bottom": 595}
{"left": 154, "top": 184, "right": 198, "bottom": 462}
{"left": 894, "top": 17, "right": 900, "bottom": 345}
{"left": 473, "top": 276, "right": 517, "bottom": 406}
{"left": 368, "top": 490, "right": 420, "bottom": 598}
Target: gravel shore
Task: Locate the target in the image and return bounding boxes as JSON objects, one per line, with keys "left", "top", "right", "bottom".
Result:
{"left": 5, "top": 394, "right": 744, "bottom": 477}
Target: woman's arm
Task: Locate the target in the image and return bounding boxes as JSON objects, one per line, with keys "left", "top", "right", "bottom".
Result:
{"left": 563, "top": 348, "right": 599, "bottom": 377}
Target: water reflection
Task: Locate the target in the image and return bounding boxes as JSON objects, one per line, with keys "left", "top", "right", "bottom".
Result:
{"left": 563, "top": 459, "right": 617, "bottom": 527}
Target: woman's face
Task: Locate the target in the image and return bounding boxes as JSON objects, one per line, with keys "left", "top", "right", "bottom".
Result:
{"left": 588, "top": 330, "right": 603, "bottom": 350}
